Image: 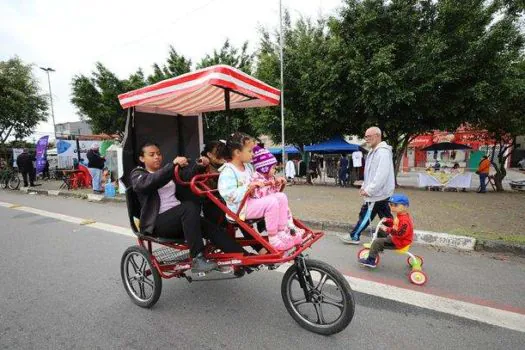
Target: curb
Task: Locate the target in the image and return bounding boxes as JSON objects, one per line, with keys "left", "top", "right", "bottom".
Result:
{"left": 299, "top": 219, "right": 514, "bottom": 253}
{"left": 9, "top": 188, "right": 523, "bottom": 256}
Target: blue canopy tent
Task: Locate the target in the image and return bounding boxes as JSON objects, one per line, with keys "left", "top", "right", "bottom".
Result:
{"left": 304, "top": 136, "right": 365, "bottom": 154}
{"left": 268, "top": 146, "right": 301, "bottom": 155}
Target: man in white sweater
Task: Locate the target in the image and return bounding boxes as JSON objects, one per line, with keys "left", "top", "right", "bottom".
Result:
{"left": 340, "top": 127, "right": 395, "bottom": 244}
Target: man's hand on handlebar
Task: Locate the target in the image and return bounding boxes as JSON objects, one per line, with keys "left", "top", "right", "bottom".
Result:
{"left": 173, "top": 156, "right": 189, "bottom": 167}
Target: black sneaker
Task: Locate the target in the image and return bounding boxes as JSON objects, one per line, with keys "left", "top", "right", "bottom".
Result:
{"left": 191, "top": 253, "right": 218, "bottom": 273}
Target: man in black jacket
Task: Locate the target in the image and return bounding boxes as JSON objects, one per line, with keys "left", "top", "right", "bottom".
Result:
{"left": 130, "top": 142, "right": 244, "bottom": 273}
{"left": 16, "top": 149, "right": 36, "bottom": 187}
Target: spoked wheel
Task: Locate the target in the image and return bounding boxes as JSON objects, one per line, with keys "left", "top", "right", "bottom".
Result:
{"left": 0, "top": 178, "right": 7, "bottom": 189}
{"left": 409, "top": 270, "right": 428, "bottom": 286}
{"left": 407, "top": 255, "right": 424, "bottom": 268}
{"left": 8, "top": 175, "right": 20, "bottom": 190}
{"left": 121, "top": 246, "right": 162, "bottom": 308}
{"left": 281, "top": 258, "right": 355, "bottom": 335}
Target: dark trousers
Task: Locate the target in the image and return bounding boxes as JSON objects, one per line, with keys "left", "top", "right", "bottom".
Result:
{"left": 155, "top": 202, "right": 243, "bottom": 257}
{"left": 479, "top": 173, "right": 488, "bottom": 192}
{"left": 369, "top": 230, "right": 395, "bottom": 258}
{"left": 350, "top": 200, "right": 393, "bottom": 239}
{"left": 21, "top": 170, "right": 35, "bottom": 187}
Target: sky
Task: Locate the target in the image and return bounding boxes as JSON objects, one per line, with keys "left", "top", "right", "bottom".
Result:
{"left": 1, "top": 0, "right": 342, "bottom": 141}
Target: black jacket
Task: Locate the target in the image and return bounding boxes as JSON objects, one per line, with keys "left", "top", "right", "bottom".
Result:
{"left": 16, "top": 152, "right": 35, "bottom": 172}
{"left": 87, "top": 150, "right": 105, "bottom": 169}
{"left": 130, "top": 162, "right": 205, "bottom": 235}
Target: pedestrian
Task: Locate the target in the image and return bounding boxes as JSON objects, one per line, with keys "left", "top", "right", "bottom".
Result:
{"left": 285, "top": 158, "right": 296, "bottom": 184}
{"left": 340, "top": 127, "right": 395, "bottom": 244}
{"left": 87, "top": 143, "right": 105, "bottom": 193}
{"left": 338, "top": 154, "right": 349, "bottom": 187}
{"left": 16, "top": 149, "right": 36, "bottom": 187}
{"left": 477, "top": 155, "right": 491, "bottom": 193}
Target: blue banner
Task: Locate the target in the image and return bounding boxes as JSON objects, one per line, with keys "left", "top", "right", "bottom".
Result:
{"left": 35, "top": 136, "right": 49, "bottom": 174}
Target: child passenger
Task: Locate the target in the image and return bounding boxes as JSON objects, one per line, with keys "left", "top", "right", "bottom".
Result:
{"left": 250, "top": 145, "right": 305, "bottom": 240}
{"left": 217, "top": 133, "right": 298, "bottom": 251}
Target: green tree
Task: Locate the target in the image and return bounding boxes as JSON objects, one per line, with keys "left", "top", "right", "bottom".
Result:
{"left": 250, "top": 15, "right": 352, "bottom": 149}
{"left": 196, "top": 40, "right": 256, "bottom": 141}
{"left": 333, "top": 0, "right": 525, "bottom": 180}
{"left": 0, "top": 56, "right": 48, "bottom": 144}
{"left": 71, "top": 63, "right": 146, "bottom": 135}
{"left": 147, "top": 46, "right": 192, "bottom": 84}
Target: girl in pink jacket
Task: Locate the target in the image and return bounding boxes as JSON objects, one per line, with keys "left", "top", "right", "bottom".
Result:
{"left": 251, "top": 145, "right": 305, "bottom": 244}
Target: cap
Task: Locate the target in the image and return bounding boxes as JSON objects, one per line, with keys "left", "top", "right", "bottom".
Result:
{"left": 389, "top": 193, "right": 409, "bottom": 206}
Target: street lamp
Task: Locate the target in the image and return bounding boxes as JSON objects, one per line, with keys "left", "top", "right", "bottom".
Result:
{"left": 39, "top": 67, "right": 57, "bottom": 140}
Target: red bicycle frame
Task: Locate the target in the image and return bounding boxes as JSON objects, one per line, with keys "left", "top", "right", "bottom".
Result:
{"left": 139, "top": 166, "right": 324, "bottom": 279}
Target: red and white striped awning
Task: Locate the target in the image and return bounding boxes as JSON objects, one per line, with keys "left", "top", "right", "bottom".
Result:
{"left": 118, "top": 65, "right": 280, "bottom": 116}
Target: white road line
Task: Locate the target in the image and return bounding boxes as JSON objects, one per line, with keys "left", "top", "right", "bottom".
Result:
{"left": 1, "top": 200, "right": 524, "bottom": 333}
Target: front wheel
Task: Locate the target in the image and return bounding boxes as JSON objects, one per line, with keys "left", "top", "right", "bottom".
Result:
{"left": 281, "top": 259, "right": 355, "bottom": 335}
{"left": 121, "top": 246, "right": 162, "bottom": 308}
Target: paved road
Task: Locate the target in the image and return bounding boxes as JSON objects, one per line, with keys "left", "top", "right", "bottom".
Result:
{"left": 0, "top": 191, "right": 524, "bottom": 349}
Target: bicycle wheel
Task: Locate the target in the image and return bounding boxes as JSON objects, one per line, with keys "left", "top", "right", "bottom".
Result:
{"left": 281, "top": 259, "right": 355, "bottom": 335}
{"left": 8, "top": 174, "right": 20, "bottom": 190}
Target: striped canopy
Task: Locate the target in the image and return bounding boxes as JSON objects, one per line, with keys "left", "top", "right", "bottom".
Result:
{"left": 118, "top": 65, "right": 280, "bottom": 115}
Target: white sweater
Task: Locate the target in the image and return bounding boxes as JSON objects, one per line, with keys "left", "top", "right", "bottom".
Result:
{"left": 285, "top": 160, "right": 296, "bottom": 178}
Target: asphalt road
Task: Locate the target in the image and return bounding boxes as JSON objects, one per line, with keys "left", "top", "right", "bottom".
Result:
{"left": 0, "top": 191, "right": 524, "bottom": 349}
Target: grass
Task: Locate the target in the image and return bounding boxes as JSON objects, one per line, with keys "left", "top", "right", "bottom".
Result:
{"left": 449, "top": 228, "right": 525, "bottom": 245}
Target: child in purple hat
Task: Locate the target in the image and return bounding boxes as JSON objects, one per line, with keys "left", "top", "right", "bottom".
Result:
{"left": 251, "top": 145, "right": 305, "bottom": 245}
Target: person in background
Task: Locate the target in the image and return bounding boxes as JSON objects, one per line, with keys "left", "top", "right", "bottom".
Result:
{"left": 87, "top": 143, "right": 105, "bottom": 194}
{"left": 285, "top": 158, "right": 296, "bottom": 184}
{"left": 16, "top": 149, "right": 36, "bottom": 187}
{"left": 477, "top": 155, "right": 491, "bottom": 193}
{"left": 433, "top": 160, "right": 441, "bottom": 171}
{"left": 338, "top": 154, "right": 349, "bottom": 187}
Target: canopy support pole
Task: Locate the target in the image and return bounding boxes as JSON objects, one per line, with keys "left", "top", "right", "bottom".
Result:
{"left": 224, "top": 89, "right": 231, "bottom": 134}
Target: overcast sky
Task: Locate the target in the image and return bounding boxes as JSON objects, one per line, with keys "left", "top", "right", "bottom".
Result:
{"left": 1, "top": 0, "right": 342, "bottom": 140}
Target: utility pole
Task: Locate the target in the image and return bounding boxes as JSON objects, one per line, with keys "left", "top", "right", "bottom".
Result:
{"left": 279, "top": 0, "right": 286, "bottom": 166}
{"left": 39, "top": 67, "right": 57, "bottom": 141}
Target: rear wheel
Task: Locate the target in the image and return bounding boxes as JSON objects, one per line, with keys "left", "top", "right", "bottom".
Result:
{"left": 407, "top": 255, "right": 424, "bottom": 268}
{"left": 121, "top": 246, "right": 162, "bottom": 308}
{"left": 281, "top": 259, "right": 355, "bottom": 335}
{"left": 8, "top": 174, "right": 20, "bottom": 190}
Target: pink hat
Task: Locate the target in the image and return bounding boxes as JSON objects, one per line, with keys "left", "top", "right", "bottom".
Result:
{"left": 252, "top": 145, "right": 277, "bottom": 175}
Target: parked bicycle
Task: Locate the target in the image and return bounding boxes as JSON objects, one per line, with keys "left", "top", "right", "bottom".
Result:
{"left": 0, "top": 167, "right": 21, "bottom": 190}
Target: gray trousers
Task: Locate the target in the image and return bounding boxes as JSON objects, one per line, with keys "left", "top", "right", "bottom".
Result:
{"left": 369, "top": 230, "right": 395, "bottom": 258}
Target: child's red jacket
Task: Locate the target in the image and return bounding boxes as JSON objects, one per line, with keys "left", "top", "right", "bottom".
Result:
{"left": 383, "top": 212, "right": 414, "bottom": 248}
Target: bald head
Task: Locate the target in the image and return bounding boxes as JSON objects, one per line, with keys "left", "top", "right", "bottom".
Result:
{"left": 365, "top": 127, "right": 382, "bottom": 148}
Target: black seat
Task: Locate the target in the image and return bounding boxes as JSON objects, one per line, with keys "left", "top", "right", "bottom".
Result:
{"left": 125, "top": 187, "right": 186, "bottom": 244}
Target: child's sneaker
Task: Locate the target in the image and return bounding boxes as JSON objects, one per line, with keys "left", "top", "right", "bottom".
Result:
{"left": 359, "top": 256, "right": 377, "bottom": 268}
{"left": 269, "top": 232, "right": 295, "bottom": 251}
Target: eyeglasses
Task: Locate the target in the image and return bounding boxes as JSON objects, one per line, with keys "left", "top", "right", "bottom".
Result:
{"left": 364, "top": 134, "right": 379, "bottom": 139}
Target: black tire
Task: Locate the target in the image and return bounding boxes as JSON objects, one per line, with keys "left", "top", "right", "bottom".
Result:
{"left": 121, "top": 246, "right": 162, "bottom": 308}
{"left": 0, "top": 177, "right": 7, "bottom": 189}
{"left": 8, "top": 175, "right": 20, "bottom": 190}
{"left": 281, "top": 259, "right": 355, "bottom": 335}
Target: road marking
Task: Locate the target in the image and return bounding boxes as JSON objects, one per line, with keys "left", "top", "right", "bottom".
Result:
{"left": 1, "top": 200, "right": 524, "bottom": 333}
